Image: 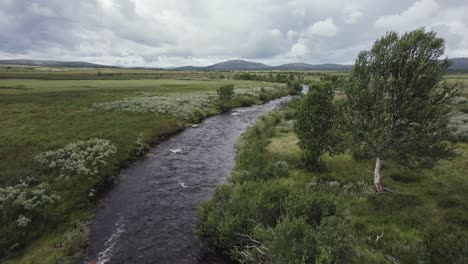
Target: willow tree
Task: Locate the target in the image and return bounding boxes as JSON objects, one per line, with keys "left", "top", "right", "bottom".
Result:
{"left": 295, "top": 82, "right": 337, "bottom": 171}
{"left": 344, "top": 29, "right": 459, "bottom": 192}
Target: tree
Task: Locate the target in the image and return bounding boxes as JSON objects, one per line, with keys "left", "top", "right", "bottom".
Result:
{"left": 344, "top": 29, "right": 460, "bottom": 192}
{"left": 217, "top": 84, "right": 235, "bottom": 111}
{"left": 295, "top": 82, "right": 337, "bottom": 171}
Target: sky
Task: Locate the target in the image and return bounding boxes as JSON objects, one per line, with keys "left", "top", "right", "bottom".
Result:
{"left": 0, "top": 0, "right": 467, "bottom": 67}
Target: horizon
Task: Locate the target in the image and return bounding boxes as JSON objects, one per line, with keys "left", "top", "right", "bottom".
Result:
{"left": 1, "top": 0, "right": 467, "bottom": 67}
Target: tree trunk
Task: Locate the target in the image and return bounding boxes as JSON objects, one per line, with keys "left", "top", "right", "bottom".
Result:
{"left": 374, "top": 157, "right": 383, "bottom": 192}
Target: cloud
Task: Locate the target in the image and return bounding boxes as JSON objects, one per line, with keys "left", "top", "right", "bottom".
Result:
{"left": 344, "top": 10, "right": 363, "bottom": 24}
{"left": 0, "top": 0, "right": 467, "bottom": 67}
{"left": 307, "top": 18, "right": 339, "bottom": 37}
{"left": 375, "top": 0, "right": 439, "bottom": 30}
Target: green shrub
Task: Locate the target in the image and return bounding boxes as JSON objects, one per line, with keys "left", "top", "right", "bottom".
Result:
{"left": 217, "top": 84, "right": 235, "bottom": 111}
{"left": 232, "top": 95, "right": 261, "bottom": 107}
{"left": 424, "top": 225, "right": 468, "bottom": 263}
{"left": 254, "top": 217, "right": 317, "bottom": 264}
{"left": 35, "top": 138, "right": 117, "bottom": 179}
{"left": 0, "top": 179, "right": 59, "bottom": 257}
{"left": 284, "top": 189, "right": 339, "bottom": 226}
{"left": 57, "top": 221, "right": 89, "bottom": 264}
{"left": 133, "top": 133, "right": 150, "bottom": 156}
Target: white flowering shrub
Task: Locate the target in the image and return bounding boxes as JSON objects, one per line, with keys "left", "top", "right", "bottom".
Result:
{"left": 448, "top": 112, "right": 468, "bottom": 142}
{"left": 453, "top": 96, "right": 468, "bottom": 104}
{"left": 35, "top": 138, "right": 117, "bottom": 178}
{"left": 0, "top": 180, "right": 59, "bottom": 256}
{"left": 134, "top": 132, "right": 150, "bottom": 156}
{"left": 93, "top": 88, "right": 281, "bottom": 121}
{"left": 94, "top": 93, "right": 217, "bottom": 122}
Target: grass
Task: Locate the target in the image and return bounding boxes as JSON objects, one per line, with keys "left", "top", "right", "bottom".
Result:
{"left": 0, "top": 67, "right": 289, "bottom": 263}
{"left": 267, "top": 131, "right": 468, "bottom": 262}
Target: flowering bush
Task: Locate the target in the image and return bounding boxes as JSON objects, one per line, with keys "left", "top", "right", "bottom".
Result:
{"left": 134, "top": 132, "right": 150, "bottom": 156}
{"left": 93, "top": 88, "right": 280, "bottom": 121}
{"left": 94, "top": 93, "right": 217, "bottom": 121}
{"left": 448, "top": 112, "right": 468, "bottom": 142}
{"left": 35, "top": 138, "right": 117, "bottom": 178}
{"left": 0, "top": 179, "right": 59, "bottom": 256}
{"left": 453, "top": 96, "right": 468, "bottom": 104}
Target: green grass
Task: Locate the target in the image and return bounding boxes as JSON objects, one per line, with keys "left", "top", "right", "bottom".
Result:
{"left": 0, "top": 68, "right": 289, "bottom": 263}
{"left": 267, "top": 131, "right": 468, "bottom": 262}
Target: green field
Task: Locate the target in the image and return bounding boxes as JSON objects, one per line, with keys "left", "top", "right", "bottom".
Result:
{"left": 0, "top": 67, "right": 292, "bottom": 263}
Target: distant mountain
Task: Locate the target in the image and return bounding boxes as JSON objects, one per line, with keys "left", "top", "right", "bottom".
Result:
{"left": 2, "top": 58, "right": 467, "bottom": 72}
{"left": 272, "top": 63, "right": 353, "bottom": 71}
{"left": 175, "top": 60, "right": 271, "bottom": 71}
{"left": 175, "top": 58, "right": 468, "bottom": 72}
{"left": 174, "top": 59, "right": 352, "bottom": 71}
{"left": 449, "top": 58, "right": 468, "bottom": 71}
{"left": 0, "top": 59, "right": 113, "bottom": 68}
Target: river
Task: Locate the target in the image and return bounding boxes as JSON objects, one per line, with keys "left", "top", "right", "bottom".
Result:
{"left": 87, "top": 96, "right": 291, "bottom": 264}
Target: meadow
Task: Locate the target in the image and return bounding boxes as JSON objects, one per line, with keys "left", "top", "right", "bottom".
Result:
{"left": 0, "top": 66, "right": 292, "bottom": 263}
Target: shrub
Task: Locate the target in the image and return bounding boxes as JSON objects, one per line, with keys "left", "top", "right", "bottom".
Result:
{"left": 35, "top": 138, "right": 117, "bottom": 178}
{"left": 0, "top": 179, "right": 59, "bottom": 257}
{"left": 217, "top": 84, "right": 235, "bottom": 111}
{"left": 94, "top": 93, "right": 216, "bottom": 121}
{"left": 267, "top": 160, "right": 289, "bottom": 178}
{"left": 424, "top": 225, "right": 468, "bottom": 263}
{"left": 133, "top": 133, "right": 150, "bottom": 156}
{"left": 57, "top": 221, "right": 89, "bottom": 264}
{"left": 448, "top": 112, "right": 468, "bottom": 142}
{"left": 254, "top": 217, "right": 317, "bottom": 264}
{"left": 232, "top": 95, "right": 261, "bottom": 107}
{"left": 287, "top": 81, "right": 303, "bottom": 95}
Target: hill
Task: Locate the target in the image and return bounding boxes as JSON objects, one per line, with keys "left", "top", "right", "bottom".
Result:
{"left": 2, "top": 58, "right": 468, "bottom": 72}
{"left": 174, "top": 59, "right": 352, "bottom": 71}
{"left": 449, "top": 57, "right": 468, "bottom": 71}
{"left": 0, "top": 59, "right": 112, "bottom": 68}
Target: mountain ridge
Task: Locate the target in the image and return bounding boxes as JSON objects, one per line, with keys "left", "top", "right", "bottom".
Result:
{"left": 2, "top": 58, "right": 468, "bottom": 72}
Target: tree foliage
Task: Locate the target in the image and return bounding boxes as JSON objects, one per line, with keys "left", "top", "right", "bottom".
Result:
{"left": 344, "top": 29, "right": 460, "bottom": 169}
{"left": 217, "top": 84, "right": 235, "bottom": 111}
{"left": 295, "top": 83, "right": 337, "bottom": 170}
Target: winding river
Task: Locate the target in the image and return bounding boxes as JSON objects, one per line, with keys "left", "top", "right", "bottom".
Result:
{"left": 87, "top": 96, "right": 291, "bottom": 264}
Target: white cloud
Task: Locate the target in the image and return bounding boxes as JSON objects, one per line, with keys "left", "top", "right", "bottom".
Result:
{"left": 375, "top": 0, "right": 439, "bottom": 30}
{"left": 307, "top": 18, "right": 339, "bottom": 37}
{"left": 344, "top": 10, "right": 363, "bottom": 24}
{"left": 0, "top": 0, "right": 467, "bottom": 67}
{"left": 290, "top": 41, "right": 308, "bottom": 58}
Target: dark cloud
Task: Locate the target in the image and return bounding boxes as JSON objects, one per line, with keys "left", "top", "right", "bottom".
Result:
{"left": 0, "top": 0, "right": 467, "bottom": 67}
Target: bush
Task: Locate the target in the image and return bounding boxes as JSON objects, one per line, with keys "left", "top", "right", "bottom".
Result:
{"left": 232, "top": 95, "right": 261, "bottom": 107}
{"left": 424, "top": 225, "right": 468, "bottom": 263}
{"left": 287, "top": 81, "right": 303, "bottom": 95}
{"left": 217, "top": 84, "right": 235, "bottom": 111}
{"left": 254, "top": 218, "right": 317, "bottom": 264}
{"left": 0, "top": 179, "right": 59, "bottom": 257}
{"left": 448, "top": 112, "right": 468, "bottom": 142}
{"left": 133, "top": 132, "right": 150, "bottom": 156}
{"left": 35, "top": 138, "right": 117, "bottom": 178}
{"left": 56, "top": 221, "right": 89, "bottom": 264}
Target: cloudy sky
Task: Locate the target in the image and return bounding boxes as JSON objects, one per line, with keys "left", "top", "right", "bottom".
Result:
{"left": 0, "top": 0, "right": 467, "bottom": 67}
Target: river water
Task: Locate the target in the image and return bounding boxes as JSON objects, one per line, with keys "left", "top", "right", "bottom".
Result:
{"left": 87, "top": 96, "right": 291, "bottom": 264}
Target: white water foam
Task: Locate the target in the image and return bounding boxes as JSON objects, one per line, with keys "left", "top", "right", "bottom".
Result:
{"left": 97, "top": 216, "right": 126, "bottom": 264}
